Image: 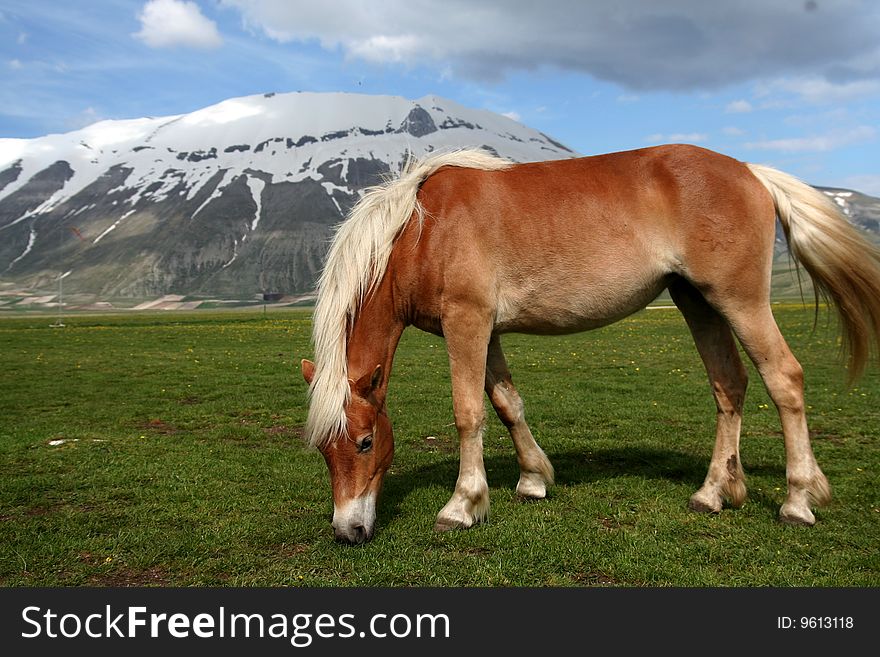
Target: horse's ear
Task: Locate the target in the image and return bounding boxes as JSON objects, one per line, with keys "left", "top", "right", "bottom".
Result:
{"left": 301, "top": 359, "right": 315, "bottom": 384}
{"left": 355, "top": 365, "right": 383, "bottom": 397}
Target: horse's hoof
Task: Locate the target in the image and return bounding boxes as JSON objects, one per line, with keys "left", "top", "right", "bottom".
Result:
{"left": 516, "top": 477, "right": 547, "bottom": 500}
{"left": 779, "top": 504, "right": 816, "bottom": 526}
{"left": 687, "top": 492, "right": 722, "bottom": 514}
{"left": 433, "top": 517, "right": 467, "bottom": 532}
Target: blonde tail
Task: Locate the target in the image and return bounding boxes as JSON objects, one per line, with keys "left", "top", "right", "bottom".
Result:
{"left": 748, "top": 163, "right": 880, "bottom": 381}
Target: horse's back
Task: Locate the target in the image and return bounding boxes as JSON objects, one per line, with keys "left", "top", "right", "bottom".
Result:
{"left": 401, "top": 145, "right": 774, "bottom": 334}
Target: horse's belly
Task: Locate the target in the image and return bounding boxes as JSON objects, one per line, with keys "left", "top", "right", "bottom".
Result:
{"left": 493, "top": 275, "right": 669, "bottom": 335}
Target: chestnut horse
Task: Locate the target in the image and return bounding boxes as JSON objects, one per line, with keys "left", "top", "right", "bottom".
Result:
{"left": 301, "top": 144, "right": 880, "bottom": 543}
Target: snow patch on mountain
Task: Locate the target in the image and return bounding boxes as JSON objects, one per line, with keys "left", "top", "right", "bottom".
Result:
{"left": 823, "top": 189, "right": 853, "bottom": 217}
{"left": 247, "top": 176, "right": 265, "bottom": 231}
{"left": 0, "top": 92, "right": 574, "bottom": 217}
{"left": 0, "top": 91, "right": 579, "bottom": 298}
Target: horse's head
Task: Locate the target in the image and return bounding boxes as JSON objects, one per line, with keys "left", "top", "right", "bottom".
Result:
{"left": 301, "top": 359, "right": 393, "bottom": 544}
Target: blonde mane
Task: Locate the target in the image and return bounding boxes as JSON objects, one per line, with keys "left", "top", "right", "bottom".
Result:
{"left": 305, "top": 149, "right": 511, "bottom": 447}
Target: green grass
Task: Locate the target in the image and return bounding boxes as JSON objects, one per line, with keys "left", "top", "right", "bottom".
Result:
{"left": 1, "top": 305, "right": 877, "bottom": 587}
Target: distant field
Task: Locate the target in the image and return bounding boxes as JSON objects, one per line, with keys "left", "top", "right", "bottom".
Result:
{"left": 1, "top": 305, "right": 877, "bottom": 586}
{"left": 0, "top": 253, "right": 819, "bottom": 313}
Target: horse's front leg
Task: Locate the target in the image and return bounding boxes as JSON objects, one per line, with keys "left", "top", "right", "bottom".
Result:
{"left": 434, "top": 310, "right": 492, "bottom": 532}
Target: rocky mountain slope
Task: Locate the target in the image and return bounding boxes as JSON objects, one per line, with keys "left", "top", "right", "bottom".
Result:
{"left": 1, "top": 92, "right": 877, "bottom": 302}
{"left": 0, "top": 92, "right": 576, "bottom": 299}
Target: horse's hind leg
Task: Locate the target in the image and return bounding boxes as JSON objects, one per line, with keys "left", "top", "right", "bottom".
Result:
{"left": 722, "top": 303, "right": 831, "bottom": 525}
{"left": 670, "top": 280, "right": 749, "bottom": 512}
{"left": 485, "top": 335, "right": 554, "bottom": 499}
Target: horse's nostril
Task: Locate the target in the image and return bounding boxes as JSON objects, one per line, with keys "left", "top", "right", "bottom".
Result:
{"left": 334, "top": 524, "right": 370, "bottom": 544}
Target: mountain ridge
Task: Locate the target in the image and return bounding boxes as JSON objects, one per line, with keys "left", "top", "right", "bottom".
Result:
{"left": 1, "top": 91, "right": 877, "bottom": 305}
{"left": 0, "top": 91, "right": 576, "bottom": 300}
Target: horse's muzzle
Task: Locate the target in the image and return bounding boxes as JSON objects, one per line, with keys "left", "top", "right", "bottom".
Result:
{"left": 333, "top": 523, "right": 374, "bottom": 544}
{"left": 331, "top": 493, "right": 377, "bottom": 544}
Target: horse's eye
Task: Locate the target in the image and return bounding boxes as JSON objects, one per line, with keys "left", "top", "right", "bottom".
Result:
{"left": 358, "top": 436, "right": 373, "bottom": 452}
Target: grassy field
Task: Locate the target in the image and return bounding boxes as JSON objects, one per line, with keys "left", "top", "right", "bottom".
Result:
{"left": 1, "top": 304, "right": 877, "bottom": 587}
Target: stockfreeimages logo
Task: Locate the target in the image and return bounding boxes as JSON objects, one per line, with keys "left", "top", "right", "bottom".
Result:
{"left": 21, "top": 605, "right": 451, "bottom": 647}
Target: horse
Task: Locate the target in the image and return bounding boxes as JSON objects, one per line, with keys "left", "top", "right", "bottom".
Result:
{"left": 300, "top": 144, "right": 880, "bottom": 544}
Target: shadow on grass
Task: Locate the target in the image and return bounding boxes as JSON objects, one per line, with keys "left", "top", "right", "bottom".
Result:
{"left": 378, "top": 446, "right": 787, "bottom": 528}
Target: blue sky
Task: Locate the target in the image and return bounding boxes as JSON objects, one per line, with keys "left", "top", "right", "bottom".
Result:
{"left": 1, "top": 0, "right": 879, "bottom": 193}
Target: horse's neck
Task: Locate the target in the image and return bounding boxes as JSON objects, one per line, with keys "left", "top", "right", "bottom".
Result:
{"left": 346, "top": 282, "right": 405, "bottom": 390}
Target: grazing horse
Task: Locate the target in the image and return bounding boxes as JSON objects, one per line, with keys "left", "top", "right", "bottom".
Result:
{"left": 300, "top": 144, "right": 880, "bottom": 544}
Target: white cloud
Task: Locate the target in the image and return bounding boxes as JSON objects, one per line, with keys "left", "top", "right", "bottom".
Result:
{"left": 347, "top": 35, "right": 421, "bottom": 63}
{"left": 746, "top": 126, "right": 877, "bottom": 152}
{"left": 756, "top": 76, "right": 880, "bottom": 105}
{"left": 783, "top": 108, "right": 850, "bottom": 127}
{"left": 840, "top": 174, "right": 880, "bottom": 197}
{"left": 501, "top": 111, "right": 521, "bottom": 122}
{"left": 17, "top": 32, "right": 27, "bottom": 45}
{"left": 725, "top": 99, "right": 752, "bottom": 113}
{"left": 723, "top": 126, "right": 746, "bottom": 136}
{"left": 65, "top": 107, "right": 105, "bottom": 131}
{"left": 617, "top": 94, "right": 640, "bottom": 104}
{"left": 134, "top": 0, "right": 222, "bottom": 49}
{"left": 219, "top": 1, "right": 880, "bottom": 91}
{"left": 646, "top": 132, "right": 708, "bottom": 144}
{"left": 9, "top": 59, "right": 22, "bottom": 70}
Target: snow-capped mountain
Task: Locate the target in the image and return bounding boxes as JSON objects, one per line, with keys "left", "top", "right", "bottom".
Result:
{"left": 817, "top": 187, "right": 880, "bottom": 232}
{"left": 0, "top": 91, "right": 577, "bottom": 298}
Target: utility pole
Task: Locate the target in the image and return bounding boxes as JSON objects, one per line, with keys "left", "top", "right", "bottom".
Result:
{"left": 51, "top": 271, "right": 69, "bottom": 328}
